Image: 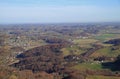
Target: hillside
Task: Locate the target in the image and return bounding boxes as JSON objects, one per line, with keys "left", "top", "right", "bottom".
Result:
{"left": 12, "top": 44, "right": 66, "bottom": 73}
{"left": 0, "top": 24, "right": 120, "bottom": 79}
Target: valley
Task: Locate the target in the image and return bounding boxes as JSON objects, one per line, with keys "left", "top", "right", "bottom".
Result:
{"left": 0, "top": 23, "right": 120, "bottom": 79}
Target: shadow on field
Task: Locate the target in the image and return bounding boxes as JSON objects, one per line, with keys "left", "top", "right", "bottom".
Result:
{"left": 102, "top": 62, "right": 120, "bottom": 71}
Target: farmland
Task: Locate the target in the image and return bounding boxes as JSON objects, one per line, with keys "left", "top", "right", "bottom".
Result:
{"left": 0, "top": 23, "right": 120, "bottom": 79}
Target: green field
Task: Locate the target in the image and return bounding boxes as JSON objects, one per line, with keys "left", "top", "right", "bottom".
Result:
{"left": 61, "top": 45, "right": 86, "bottom": 56}
{"left": 72, "top": 62, "right": 102, "bottom": 71}
{"left": 91, "top": 47, "right": 120, "bottom": 57}
{"left": 73, "top": 39, "right": 98, "bottom": 45}
{"left": 94, "top": 33, "right": 116, "bottom": 41}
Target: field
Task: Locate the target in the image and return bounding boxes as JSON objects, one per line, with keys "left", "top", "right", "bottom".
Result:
{"left": 73, "top": 39, "right": 98, "bottom": 45}
{"left": 72, "top": 62, "right": 102, "bottom": 71}
{"left": 91, "top": 47, "right": 120, "bottom": 57}
{"left": 73, "top": 39, "right": 98, "bottom": 48}
{"left": 61, "top": 45, "right": 86, "bottom": 56}
{"left": 94, "top": 33, "right": 118, "bottom": 41}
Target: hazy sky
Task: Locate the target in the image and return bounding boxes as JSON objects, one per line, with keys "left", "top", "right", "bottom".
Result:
{"left": 0, "top": 0, "right": 120, "bottom": 24}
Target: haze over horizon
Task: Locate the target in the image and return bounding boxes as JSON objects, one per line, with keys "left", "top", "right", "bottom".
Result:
{"left": 0, "top": 0, "right": 120, "bottom": 24}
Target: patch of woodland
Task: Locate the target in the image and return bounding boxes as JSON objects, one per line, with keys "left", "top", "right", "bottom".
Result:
{"left": 12, "top": 44, "right": 67, "bottom": 73}
{"left": 43, "top": 37, "right": 72, "bottom": 45}
{"left": 104, "top": 38, "right": 120, "bottom": 45}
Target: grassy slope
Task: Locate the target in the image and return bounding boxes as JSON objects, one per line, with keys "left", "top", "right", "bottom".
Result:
{"left": 94, "top": 33, "right": 118, "bottom": 41}
{"left": 61, "top": 45, "right": 86, "bottom": 56}
{"left": 72, "top": 62, "right": 102, "bottom": 71}
{"left": 73, "top": 39, "right": 98, "bottom": 45}
{"left": 91, "top": 47, "right": 120, "bottom": 57}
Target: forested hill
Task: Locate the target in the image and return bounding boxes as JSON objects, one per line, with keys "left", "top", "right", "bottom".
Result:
{"left": 12, "top": 44, "right": 66, "bottom": 73}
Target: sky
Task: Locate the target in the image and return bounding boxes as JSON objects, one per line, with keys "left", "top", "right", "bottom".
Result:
{"left": 0, "top": 0, "right": 120, "bottom": 24}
